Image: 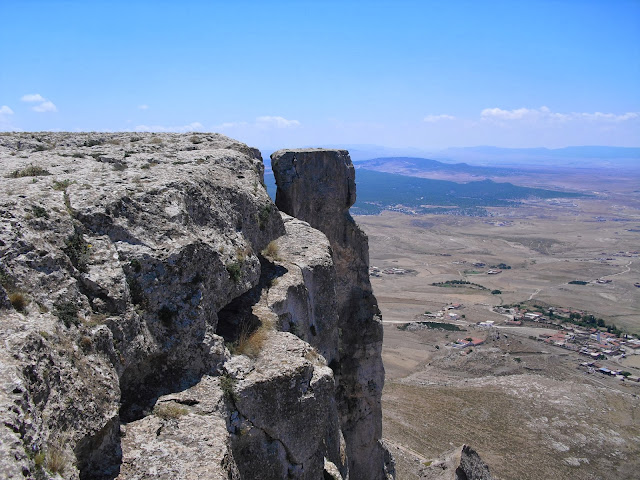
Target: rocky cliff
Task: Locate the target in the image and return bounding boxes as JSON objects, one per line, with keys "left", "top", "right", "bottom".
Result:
{"left": 0, "top": 133, "right": 393, "bottom": 479}
{"left": 271, "top": 149, "right": 391, "bottom": 480}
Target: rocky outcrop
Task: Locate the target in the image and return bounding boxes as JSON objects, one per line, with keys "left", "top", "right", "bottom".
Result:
{"left": 419, "top": 445, "right": 495, "bottom": 480}
{"left": 0, "top": 133, "right": 390, "bottom": 479}
{"left": 272, "top": 149, "right": 392, "bottom": 480}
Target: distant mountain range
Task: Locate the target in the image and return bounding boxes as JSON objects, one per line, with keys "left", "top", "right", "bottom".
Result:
{"left": 350, "top": 170, "right": 585, "bottom": 215}
{"left": 432, "top": 146, "right": 640, "bottom": 167}
{"left": 355, "top": 156, "right": 514, "bottom": 177}
{"left": 262, "top": 145, "right": 640, "bottom": 170}
{"left": 264, "top": 168, "right": 586, "bottom": 216}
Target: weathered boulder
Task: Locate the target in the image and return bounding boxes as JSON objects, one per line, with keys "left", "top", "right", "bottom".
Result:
{"left": 272, "top": 149, "right": 391, "bottom": 480}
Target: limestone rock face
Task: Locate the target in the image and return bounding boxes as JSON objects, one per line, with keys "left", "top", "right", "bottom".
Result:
{"left": 272, "top": 149, "right": 392, "bottom": 480}
{"left": 0, "top": 133, "right": 358, "bottom": 480}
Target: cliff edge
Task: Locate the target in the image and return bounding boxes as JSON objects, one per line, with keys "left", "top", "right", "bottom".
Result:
{"left": 0, "top": 133, "right": 393, "bottom": 479}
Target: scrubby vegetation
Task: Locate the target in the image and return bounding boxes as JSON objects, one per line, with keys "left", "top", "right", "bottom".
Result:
{"left": 53, "top": 300, "right": 80, "bottom": 327}
{"left": 226, "top": 262, "right": 242, "bottom": 282}
{"left": 63, "top": 226, "right": 90, "bottom": 272}
{"left": 9, "top": 292, "right": 29, "bottom": 312}
{"left": 431, "top": 280, "right": 487, "bottom": 290}
{"left": 154, "top": 402, "right": 188, "bottom": 419}
{"left": 261, "top": 240, "right": 280, "bottom": 261}
{"left": 6, "top": 164, "right": 51, "bottom": 178}
{"left": 220, "top": 374, "right": 237, "bottom": 402}
{"left": 234, "top": 323, "right": 271, "bottom": 358}
{"left": 257, "top": 203, "right": 272, "bottom": 230}
{"left": 398, "top": 321, "right": 463, "bottom": 331}
{"left": 30, "top": 205, "right": 49, "bottom": 218}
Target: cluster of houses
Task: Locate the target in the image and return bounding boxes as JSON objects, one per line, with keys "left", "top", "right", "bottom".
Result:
{"left": 578, "top": 361, "right": 640, "bottom": 383}
{"left": 536, "top": 328, "right": 639, "bottom": 358}
{"left": 422, "top": 303, "right": 464, "bottom": 321}
{"left": 610, "top": 250, "right": 639, "bottom": 258}
{"left": 483, "top": 220, "right": 513, "bottom": 227}
{"left": 492, "top": 306, "right": 640, "bottom": 358}
{"left": 369, "top": 266, "right": 407, "bottom": 277}
{"left": 452, "top": 337, "right": 484, "bottom": 349}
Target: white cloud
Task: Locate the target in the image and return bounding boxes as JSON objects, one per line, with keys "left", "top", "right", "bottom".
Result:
{"left": 423, "top": 114, "right": 456, "bottom": 122}
{"left": 32, "top": 100, "right": 57, "bottom": 113}
{"left": 481, "top": 107, "right": 539, "bottom": 120}
{"left": 0, "top": 105, "right": 17, "bottom": 131}
{"left": 481, "top": 106, "right": 639, "bottom": 123}
{"left": 213, "top": 116, "right": 300, "bottom": 131}
{"left": 133, "top": 122, "right": 204, "bottom": 132}
{"left": 214, "top": 121, "right": 249, "bottom": 129}
{"left": 574, "top": 111, "right": 638, "bottom": 122}
{"left": 21, "top": 93, "right": 57, "bottom": 113}
{"left": 138, "top": 104, "right": 149, "bottom": 110}
{"left": 21, "top": 93, "right": 46, "bottom": 103}
{"left": 255, "top": 116, "right": 300, "bottom": 128}
{"left": 480, "top": 107, "right": 640, "bottom": 123}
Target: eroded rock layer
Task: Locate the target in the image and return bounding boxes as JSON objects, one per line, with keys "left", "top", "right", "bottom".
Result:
{"left": 0, "top": 133, "right": 391, "bottom": 479}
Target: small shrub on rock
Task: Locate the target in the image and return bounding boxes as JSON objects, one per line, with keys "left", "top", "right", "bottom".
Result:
{"left": 236, "top": 323, "right": 270, "bottom": 358}
{"left": 220, "top": 374, "right": 237, "bottom": 402}
{"left": 7, "top": 165, "right": 51, "bottom": 178}
{"left": 226, "top": 262, "right": 242, "bottom": 283}
{"left": 52, "top": 179, "right": 74, "bottom": 191}
{"left": 54, "top": 300, "right": 80, "bottom": 327}
{"left": 63, "top": 226, "right": 90, "bottom": 272}
{"left": 9, "top": 292, "right": 28, "bottom": 312}
{"left": 261, "top": 240, "right": 280, "bottom": 261}
{"left": 154, "top": 402, "right": 188, "bottom": 419}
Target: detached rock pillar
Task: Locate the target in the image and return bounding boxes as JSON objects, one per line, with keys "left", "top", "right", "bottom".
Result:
{"left": 272, "top": 149, "right": 392, "bottom": 480}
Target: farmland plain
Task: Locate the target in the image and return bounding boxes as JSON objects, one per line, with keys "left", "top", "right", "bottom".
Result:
{"left": 356, "top": 174, "right": 640, "bottom": 479}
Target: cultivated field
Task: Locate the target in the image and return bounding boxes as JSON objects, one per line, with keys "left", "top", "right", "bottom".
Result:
{"left": 357, "top": 189, "right": 640, "bottom": 480}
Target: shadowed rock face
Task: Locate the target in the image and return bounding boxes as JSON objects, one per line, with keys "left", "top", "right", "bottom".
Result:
{"left": 272, "top": 149, "right": 393, "bottom": 480}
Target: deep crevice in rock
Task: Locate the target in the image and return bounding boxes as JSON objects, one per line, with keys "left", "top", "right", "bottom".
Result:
{"left": 75, "top": 416, "right": 122, "bottom": 480}
{"left": 118, "top": 352, "right": 203, "bottom": 423}
{"left": 217, "top": 289, "right": 262, "bottom": 344}
{"left": 217, "top": 256, "right": 287, "bottom": 344}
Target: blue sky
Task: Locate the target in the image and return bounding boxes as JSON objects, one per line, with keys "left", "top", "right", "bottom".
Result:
{"left": 1, "top": 0, "right": 639, "bottom": 149}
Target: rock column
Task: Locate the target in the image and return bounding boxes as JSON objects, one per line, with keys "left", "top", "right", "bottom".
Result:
{"left": 271, "top": 149, "right": 392, "bottom": 480}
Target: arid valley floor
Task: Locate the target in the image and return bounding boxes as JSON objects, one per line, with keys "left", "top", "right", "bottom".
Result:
{"left": 357, "top": 177, "right": 640, "bottom": 479}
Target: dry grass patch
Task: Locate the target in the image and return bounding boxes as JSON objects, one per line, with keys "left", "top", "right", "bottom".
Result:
{"left": 236, "top": 323, "right": 272, "bottom": 358}
{"left": 261, "top": 240, "right": 280, "bottom": 261}
{"left": 154, "top": 401, "right": 189, "bottom": 419}
{"left": 9, "top": 292, "right": 28, "bottom": 312}
{"left": 304, "top": 347, "right": 326, "bottom": 366}
{"left": 7, "top": 164, "right": 51, "bottom": 178}
{"left": 45, "top": 444, "right": 67, "bottom": 475}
